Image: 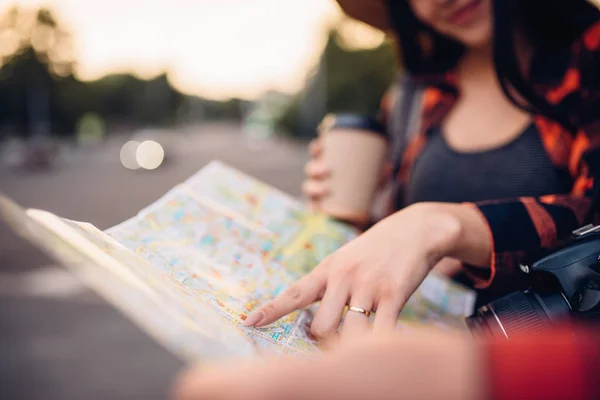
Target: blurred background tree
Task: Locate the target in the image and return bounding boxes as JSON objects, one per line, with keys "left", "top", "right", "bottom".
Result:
{"left": 0, "top": 6, "right": 399, "bottom": 142}
{"left": 0, "top": 6, "right": 78, "bottom": 138}
{"left": 277, "top": 23, "right": 398, "bottom": 139}
{"left": 0, "top": 6, "right": 246, "bottom": 141}
{"left": 86, "top": 73, "right": 183, "bottom": 128}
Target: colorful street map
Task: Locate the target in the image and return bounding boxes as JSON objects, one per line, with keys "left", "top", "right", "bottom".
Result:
{"left": 105, "top": 161, "right": 475, "bottom": 355}
{"left": 105, "top": 161, "right": 362, "bottom": 358}
{"left": 0, "top": 161, "right": 476, "bottom": 362}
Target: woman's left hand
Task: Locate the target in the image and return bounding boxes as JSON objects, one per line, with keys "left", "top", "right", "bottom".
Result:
{"left": 243, "top": 202, "right": 491, "bottom": 339}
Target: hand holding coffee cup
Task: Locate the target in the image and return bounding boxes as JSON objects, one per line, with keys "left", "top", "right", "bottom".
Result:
{"left": 303, "top": 114, "right": 389, "bottom": 228}
{"left": 302, "top": 139, "right": 331, "bottom": 208}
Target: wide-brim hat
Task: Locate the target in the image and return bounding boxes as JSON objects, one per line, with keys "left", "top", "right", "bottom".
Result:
{"left": 336, "top": 0, "right": 600, "bottom": 32}
{"left": 335, "top": 0, "right": 392, "bottom": 31}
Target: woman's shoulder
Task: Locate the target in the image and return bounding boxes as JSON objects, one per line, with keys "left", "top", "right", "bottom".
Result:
{"left": 531, "top": 20, "right": 598, "bottom": 134}
{"left": 567, "top": 20, "right": 599, "bottom": 84}
{"left": 534, "top": 21, "right": 599, "bottom": 97}
{"left": 579, "top": 21, "right": 600, "bottom": 54}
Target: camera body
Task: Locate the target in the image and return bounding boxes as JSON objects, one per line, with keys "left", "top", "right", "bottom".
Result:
{"left": 467, "top": 225, "right": 600, "bottom": 339}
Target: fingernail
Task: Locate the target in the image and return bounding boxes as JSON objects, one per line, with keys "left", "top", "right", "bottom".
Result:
{"left": 255, "top": 315, "right": 269, "bottom": 328}
{"left": 243, "top": 311, "right": 264, "bottom": 327}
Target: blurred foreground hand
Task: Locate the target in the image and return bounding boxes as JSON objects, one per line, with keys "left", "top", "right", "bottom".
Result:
{"left": 172, "top": 327, "right": 484, "bottom": 400}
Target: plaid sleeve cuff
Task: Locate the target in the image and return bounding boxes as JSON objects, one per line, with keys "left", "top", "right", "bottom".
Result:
{"left": 460, "top": 203, "right": 531, "bottom": 290}
{"left": 462, "top": 196, "right": 592, "bottom": 291}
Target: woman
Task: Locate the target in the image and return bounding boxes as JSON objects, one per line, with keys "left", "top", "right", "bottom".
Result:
{"left": 173, "top": 1, "right": 600, "bottom": 399}
{"left": 241, "top": 0, "right": 600, "bottom": 339}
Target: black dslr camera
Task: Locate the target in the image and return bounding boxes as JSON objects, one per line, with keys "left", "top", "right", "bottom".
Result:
{"left": 467, "top": 224, "right": 600, "bottom": 339}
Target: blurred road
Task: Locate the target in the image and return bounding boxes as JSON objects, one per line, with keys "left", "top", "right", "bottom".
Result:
{"left": 0, "top": 123, "right": 308, "bottom": 400}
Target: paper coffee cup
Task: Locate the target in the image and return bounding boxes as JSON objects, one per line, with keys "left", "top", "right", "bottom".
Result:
{"left": 317, "top": 114, "right": 388, "bottom": 225}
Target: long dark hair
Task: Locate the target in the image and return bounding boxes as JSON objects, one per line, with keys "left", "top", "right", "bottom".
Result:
{"left": 387, "top": 0, "right": 599, "bottom": 134}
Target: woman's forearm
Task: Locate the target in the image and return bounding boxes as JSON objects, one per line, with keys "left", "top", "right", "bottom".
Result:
{"left": 411, "top": 202, "right": 492, "bottom": 268}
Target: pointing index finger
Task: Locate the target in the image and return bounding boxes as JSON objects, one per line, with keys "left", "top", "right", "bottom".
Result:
{"left": 244, "top": 271, "right": 326, "bottom": 328}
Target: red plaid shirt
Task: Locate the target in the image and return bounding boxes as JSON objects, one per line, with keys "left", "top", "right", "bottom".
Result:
{"left": 384, "top": 22, "right": 600, "bottom": 400}
{"left": 387, "top": 21, "right": 600, "bottom": 291}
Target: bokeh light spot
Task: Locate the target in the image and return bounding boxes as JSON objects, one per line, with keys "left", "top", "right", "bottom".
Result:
{"left": 136, "top": 140, "right": 164, "bottom": 170}
{"left": 120, "top": 140, "right": 140, "bottom": 170}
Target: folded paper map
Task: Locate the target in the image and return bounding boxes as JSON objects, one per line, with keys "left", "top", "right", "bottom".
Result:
{"left": 0, "top": 161, "right": 476, "bottom": 362}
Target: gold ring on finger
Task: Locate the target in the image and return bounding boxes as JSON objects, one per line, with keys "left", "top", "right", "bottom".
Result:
{"left": 348, "top": 306, "right": 371, "bottom": 317}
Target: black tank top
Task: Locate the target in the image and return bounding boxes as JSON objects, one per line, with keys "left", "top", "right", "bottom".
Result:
{"left": 402, "top": 124, "right": 573, "bottom": 206}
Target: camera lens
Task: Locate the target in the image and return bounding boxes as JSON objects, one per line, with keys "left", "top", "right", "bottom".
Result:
{"left": 466, "top": 289, "right": 571, "bottom": 339}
